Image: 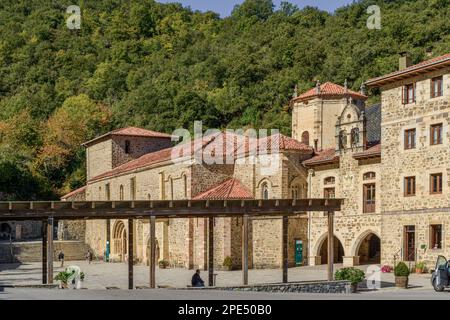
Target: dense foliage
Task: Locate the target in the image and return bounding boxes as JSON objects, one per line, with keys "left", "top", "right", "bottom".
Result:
{"left": 1, "top": 0, "right": 450, "bottom": 199}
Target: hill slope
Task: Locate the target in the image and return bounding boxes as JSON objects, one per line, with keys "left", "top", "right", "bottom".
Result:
{"left": 1, "top": 0, "right": 450, "bottom": 199}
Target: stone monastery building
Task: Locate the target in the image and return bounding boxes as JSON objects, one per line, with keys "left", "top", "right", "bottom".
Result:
{"left": 32, "top": 53, "right": 450, "bottom": 270}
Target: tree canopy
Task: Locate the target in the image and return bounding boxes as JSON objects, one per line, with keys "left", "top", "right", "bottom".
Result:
{"left": 1, "top": 0, "right": 450, "bottom": 199}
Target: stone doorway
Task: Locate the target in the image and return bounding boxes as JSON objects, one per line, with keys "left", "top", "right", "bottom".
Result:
{"left": 319, "top": 236, "right": 344, "bottom": 264}
{"left": 357, "top": 233, "right": 381, "bottom": 264}
{"left": 112, "top": 221, "right": 127, "bottom": 262}
{"left": 0, "top": 223, "right": 12, "bottom": 240}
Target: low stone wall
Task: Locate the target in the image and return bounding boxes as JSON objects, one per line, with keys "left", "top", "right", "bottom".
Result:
{"left": 0, "top": 241, "right": 90, "bottom": 263}
{"left": 184, "top": 281, "right": 351, "bottom": 294}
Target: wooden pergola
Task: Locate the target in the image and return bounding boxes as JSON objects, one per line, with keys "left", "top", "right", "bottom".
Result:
{"left": 0, "top": 199, "right": 342, "bottom": 289}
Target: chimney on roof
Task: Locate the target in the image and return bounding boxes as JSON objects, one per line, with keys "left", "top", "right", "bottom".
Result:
{"left": 426, "top": 47, "right": 433, "bottom": 57}
{"left": 316, "top": 80, "right": 321, "bottom": 94}
{"left": 399, "top": 52, "right": 412, "bottom": 71}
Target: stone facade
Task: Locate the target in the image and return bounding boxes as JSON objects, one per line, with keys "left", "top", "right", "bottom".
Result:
{"left": 79, "top": 133, "right": 311, "bottom": 270}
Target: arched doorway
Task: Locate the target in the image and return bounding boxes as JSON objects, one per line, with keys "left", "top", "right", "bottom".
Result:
{"left": 357, "top": 233, "right": 381, "bottom": 264}
{"left": 0, "top": 223, "right": 12, "bottom": 240}
{"left": 319, "top": 236, "right": 345, "bottom": 264}
{"left": 112, "top": 221, "right": 127, "bottom": 262}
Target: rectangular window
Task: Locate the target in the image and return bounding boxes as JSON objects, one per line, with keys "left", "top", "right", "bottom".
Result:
{"left": 431, "top": 76, "right": 443, "bottom": 98}
{"left": 430, "top": 123, "right": 443, "bottom": 146}
{"left": 324, "top": 188, "right": 335, "bottom": 199}
{"left": 430, "top": 225, "right": 443, "bottom": 250}
{"left": 430, "top": 173, "right": 443, "bottom": 194}
{"left": 125, "top": 140, "right": 131, "bottom": 154}
{"left": 403, "top": 83, "right": 416, "bottom": 104}
{"left": 404, "top": 176, "right": 416, "bottom": 196}
{"left": 363, "top": 183, "right": 376, "bottom": 213}
{"left": 404, "top": 129, "right": 416, "bottom": 150}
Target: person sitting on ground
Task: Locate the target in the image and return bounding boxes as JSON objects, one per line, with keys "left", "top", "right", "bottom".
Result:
{"left": 191, "top": 269, "right": 205, "bottom": 288}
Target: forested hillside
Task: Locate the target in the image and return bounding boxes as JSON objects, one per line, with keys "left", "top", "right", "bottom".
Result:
{"left": 1, "top": 0, "right": 450, "bottom": 200}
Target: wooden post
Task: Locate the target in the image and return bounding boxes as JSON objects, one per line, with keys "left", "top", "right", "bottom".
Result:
{"left": 42, "top": 220, "right": 47, "bottom": 284}
{"left": 208, "top": 217, "right": 214, "bottom": 287}
{"left": 149, "top": 215, "right": 156, "bottom": 289}
{"left": 282, "top": 216, "right": 289, "bottom": 284}
{"left": 47, "top": 217, "right": 54, "bottom": 284}
{"left": 242, "top": 215, "right": 249, "bottom": 285}
{"left": 128, "top": 219, "right": 134, "bottom": 290}
{"left": 327, "top": 211, "right": 335, "bottom": 281}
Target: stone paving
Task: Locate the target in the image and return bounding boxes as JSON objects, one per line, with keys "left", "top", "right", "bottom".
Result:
{"left": 0, "top": 260, "right": 433, "bottom": 291}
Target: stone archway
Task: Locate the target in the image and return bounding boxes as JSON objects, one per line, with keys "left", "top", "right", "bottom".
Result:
{"left": 112, "top": 221, "right": 127, "bottom": 262}
{"left": 355, "top": 232, "right": 381, "bottom": 265}
{"left": 0, "top": 223, "right": 12, "bottom": 240}
{"left": 318, "top": 236, "right": 345, "bottom": 264}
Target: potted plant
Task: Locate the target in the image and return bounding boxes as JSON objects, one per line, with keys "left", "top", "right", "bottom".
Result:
{"left": 394, "top": 262, "right": 410, "bottom": 288}
{"left": 334, "top": 267, "right": 365, "bottom": 293}
{"left": 158, "top": 260, "right": 169, "bottom": 269}
{"left": 55, "top": 270, "right": 75, "bottom": 289}
{"left": 415, "top": 261, "right": 425, "bottom": 274}
{"left": 223, "top": 256, "right": 233, "bottom": 271}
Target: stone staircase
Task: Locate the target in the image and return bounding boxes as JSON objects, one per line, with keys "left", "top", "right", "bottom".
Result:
{"left": 0, "top": 240, "right": 90, "bottom": 263}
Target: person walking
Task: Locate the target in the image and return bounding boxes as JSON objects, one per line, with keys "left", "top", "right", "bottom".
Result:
{"left": 86, "top": 250, "right": 93, "bottom": 264}
{"left": 58, "top": 250, "right": 65, "bottom": 267}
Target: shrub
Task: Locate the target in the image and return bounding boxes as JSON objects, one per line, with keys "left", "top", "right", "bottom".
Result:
{"left": 223, "top": 256, "right": 233, "bottom": 269}
{"left": 394, "top": 262, "right": 410, "bottom": 277}
{"left": 334, "top": 267, "right": 365, "bottom": 285}
{"left": 158, "top": 260, "right": 169, "bottom": 268}
{"left": 415, "top": 261, "right": 426, "bottom": 270}
{"left": 55, "top": 270, "right": 75, "bottom": 285}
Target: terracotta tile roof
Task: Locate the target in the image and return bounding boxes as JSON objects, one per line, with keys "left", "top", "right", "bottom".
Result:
{"left": 302, "top": 148, "right": 339, "bottom": 166}
{"left": 193, "top": 179, "right": 253, "bottom": 200}
{"left": 366, "top": 53, "right": 450, "bottom": 87}
{"left": 353, "top": 144, "right": 381, "bottom": 160}
{"left": 256, "top": 134, "right": 314, "bottom": 153}
{"left": 82, "top": 127, "right": 173, "bottom": 146}
{"left": 89, "top": 131, "right": 312, "bottom": 182}
{"left": 61, "top": 186, "right": 86, "bottom": 200}
{"left": 292, "top": 82, "right": 367, "bottom": 103}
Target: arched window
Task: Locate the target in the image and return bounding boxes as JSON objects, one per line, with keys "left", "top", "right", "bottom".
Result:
{"left": 262, "top": 182, "right": 269, "bottom": 200}
{"left": 324, "top": 177, "right": 335, "bottom": 185}
{"left": 301, "top": 131, "right": 310, "bottom": 146}
{"left": 291, "top": 185, "right": 300, "bottom": 199}
{"left": 119, "top": 185, "right": 124, "bottom": 200}
{"left": 339, "top": 130, "right": 347, "bottom": 149}
{"left": 363, "top": 172, "right": 376, "bottom": 180}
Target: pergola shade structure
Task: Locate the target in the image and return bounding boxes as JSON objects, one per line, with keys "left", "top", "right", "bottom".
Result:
{"left": 0, "top": 199, "right": 342, "bottom": 289}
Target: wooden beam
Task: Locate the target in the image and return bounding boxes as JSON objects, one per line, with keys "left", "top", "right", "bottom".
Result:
{"left": 327, "top": 211, "right": 335, "bottom": 282}
{"left": 128, "top": 219, "right": 134, "bottom": 290}
{"left": 208, "top": 217, "right": 214, "bottom": 287}
{"left": 42, "top": 220, "right": 47, "bottom": 285}
{"left": 149, "top": 215, "right": 156, "bottom": 289}
{"left": 0, "top": 199, "right": 343, "bottom": 221}
{"left": 242, "top": 215, "right": 249, "bottom": 286}
{"left": 47, "top": 217, "right": 54, "bottom": 284}
{"left": 282, "top": 216, "right": 288, "bottom": 284}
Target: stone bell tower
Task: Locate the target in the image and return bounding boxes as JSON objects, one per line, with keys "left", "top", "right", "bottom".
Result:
{"left": 291, "top": 81, "right": 368, "bottom": 151}
{"left": 335, "top": 97, "right": 366, "bottom": 154}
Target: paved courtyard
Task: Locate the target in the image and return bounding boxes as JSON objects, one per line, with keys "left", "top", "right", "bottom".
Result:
{"left": 0, "top": 260, "right": 434, "bottom": 292}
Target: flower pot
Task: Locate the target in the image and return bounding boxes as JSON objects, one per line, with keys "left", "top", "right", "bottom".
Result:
{"left": 350, "top": 283, "right": 358, "bottom": 293}
{"left": 395, "top": 276, "right": 409, "bottom": 289}
{"left": 415, "top": 268, "right": 423, "bottom": 274}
